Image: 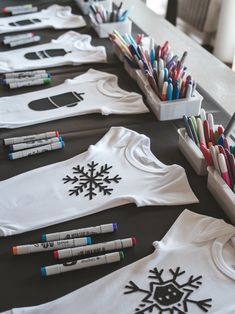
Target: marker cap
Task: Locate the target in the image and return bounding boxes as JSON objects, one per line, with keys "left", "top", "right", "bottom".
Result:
{"left": 112, "top": 223, "right": 118, "bottom": 232}
{"left": 41, "top": 234, "right": 47, "bottom": 242}
{"left": 12, "top": 246, "right": 17, "bottom": 255}
{"left": 86, "top": 237, "right": 92, "bottom": 245}
{"left": 131, "top": 237, "right": 137, "bottom": 246}
{"left": 54, "top": 250, "right": 59, "bottom": 260}
{"left": 40, "top": 266, "right": 47, "bottom": 277}
{"left": 55, "top": 131, "right": 59, "bottom": 137}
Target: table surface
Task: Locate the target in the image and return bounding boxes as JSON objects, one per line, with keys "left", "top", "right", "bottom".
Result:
{"left": 0, "top": 0, "right": 232, "bottom": 312}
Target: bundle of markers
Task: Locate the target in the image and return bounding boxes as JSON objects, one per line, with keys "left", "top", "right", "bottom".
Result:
{"left": 4, "top": 131, "right": 65, "bottom": 160}
{"left": 110, "top": 31, "right": 195, "bottom": 101}
{"left": 89, "top": 2, "right": 130, "bottom": 24}
{"left": 2, "top": 4, "right": 38, "bottom": 15}
{"left": 183, "top": 110, "right": 235, "bottom": 192}
{"left": 1, "top": 70, "right": 51, "bottom": 89}
{"left": 2, "top": 32, "right": 41, "bottom": 48}
{"left": 12, "top": 223, "right": 137, "bottom": 277}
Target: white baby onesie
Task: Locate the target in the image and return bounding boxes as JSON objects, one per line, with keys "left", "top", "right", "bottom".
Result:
{"left": 3, "top": 210, "right": 235, "bottom": 313}
{"left": 0, "top": 127, "right": 198, "bottom": 236}
{"left": 0, "top": 5, "right": 86, "bottom": 34}
{"left": 0, "top": 31, "right": 107, "bottom": 73}
{"left": 0, "top": 69, "right": 149, "bottom": 128}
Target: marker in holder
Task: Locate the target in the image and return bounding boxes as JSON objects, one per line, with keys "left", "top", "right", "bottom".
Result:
{"left": 75, "top": 0, "right": 112, "bottom": 15}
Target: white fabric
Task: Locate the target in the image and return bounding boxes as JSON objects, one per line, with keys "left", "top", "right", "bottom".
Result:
{"left": 3, "top": 210, "right": 235, "bottom": 313}
{"left": 0, "top": 5, "right": 86, "bottom": 34}
{"left": 0, "top": 31, "right": 107, "bottom": 73}
{"left": 0, "top": 127, "right": 198, "bottom": 236}
{"left": 0, "top": 69, "right": 148, "bottom": 129}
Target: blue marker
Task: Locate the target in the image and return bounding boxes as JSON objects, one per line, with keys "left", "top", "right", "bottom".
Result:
{"left": 183, "top": 115, "right": 194, "bottom": 140}
{"left": 174, "top": 80, "right": 180, "bottom": 99}
{"left": 167, "top": 82, "right": 173, "bottom": 100}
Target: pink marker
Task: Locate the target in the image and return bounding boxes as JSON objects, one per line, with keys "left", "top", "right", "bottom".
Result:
{"left": 200, "top": 143, "right": 213, "bottom": 166}
{"left": 218, "top": 153, "right": 232, "bottom": 188}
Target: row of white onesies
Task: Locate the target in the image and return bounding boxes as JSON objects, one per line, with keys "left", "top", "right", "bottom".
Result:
{"left": 0, "top": 127, "right": 198, "bottom": 237}
{"left": 3, "top": 209, "right": 235, "bottom": 313}
{"left": 0, "top": 31, "right": 107, "bottom": 73}
{"left": 0, "top": 69, "right": 149, "bottom": 128}
{"left": 0, "top": 5, "right": 86, "bottom": 34}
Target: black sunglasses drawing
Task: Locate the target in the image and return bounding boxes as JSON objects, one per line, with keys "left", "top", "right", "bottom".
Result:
{"left": 24, "top": 49, "right": 72, "bottom": 60}
{"left": 9, "top": 18, "right": 41, "bottom": 27}
{"left": 28, "top": 92, "right": 85, "bottom": 111}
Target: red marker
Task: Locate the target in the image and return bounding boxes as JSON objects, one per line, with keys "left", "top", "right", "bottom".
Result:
{"left": 203, "top": 120, "right": 210, "bottom": 148}
{"left": 218, "top": 153, "right": 232, "bottom": 188}
{"left": 200, "top": 143, "right": 213, "bottom": 166}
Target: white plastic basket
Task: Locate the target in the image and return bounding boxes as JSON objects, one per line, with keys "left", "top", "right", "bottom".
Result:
{"left": 207, "top": 166, "right": 235, "bottom": 224}
{"left": 91, "top": 19, "right": 132, "bottom": 38}
{"left": 178, "top": 128, "right": 207, "bottom": 176}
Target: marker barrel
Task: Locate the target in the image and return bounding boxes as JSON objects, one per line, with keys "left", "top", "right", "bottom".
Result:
{"left": 4, "top": 73, "right": 50, "bottom": 84}
{"left": 10, "top": 136, "right": 62, "bottom": 152}
{"left": 55, "top": 237, "right": 136, "bottom": 259}
{"left": 8, "top": 141, "right": 65, "bottom": 160}
{"left": 10, "top": 7, "right": 38, "bottom": 15}
{"left": 42, "top": 223, "right": 118, "bottom": 242}
{"left": 4, "top": 131, "right": 59, "bottom": 145}
{"left": 9, "top": 35, "right": 41, "bottom": 47}
{"left": 41, "top": 252, "right": 124, "bottom": 277}
{"left": 3, "top": 33, "right": 35, "bottom": 45}
{"left": 4, "top": 70, "right": 47, "bottom": 79}
{"left": 13, "top": 237, "right": 91, "bottom": 255}
{"left": 9, "top": 78, "right": 51, "bottom": 89}
{"left": 2, "top": 5, "right": 32, "bottom": 13}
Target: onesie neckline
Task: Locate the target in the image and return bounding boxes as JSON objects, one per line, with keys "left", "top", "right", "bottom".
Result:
{"left": 96, "top": 78, "right": 135, "bottom": 98}
{"left": 212, "top": 232, "right": 235, "bottom": 280}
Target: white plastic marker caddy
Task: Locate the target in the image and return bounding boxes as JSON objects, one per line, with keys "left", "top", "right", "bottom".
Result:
{"left": 54, "top": 237, "right": 136, "bottom": 259}
{"left": 12, "top": 237, "right": 92, "bottom": 255}
{"left": 4, "top": 131, "right": 59, "bottom": 145}
{"left": 41, "top": 251, "right": 124, "bottom": 277}
{"left": 42, "top": 223, "right": 118, "bottom": 242}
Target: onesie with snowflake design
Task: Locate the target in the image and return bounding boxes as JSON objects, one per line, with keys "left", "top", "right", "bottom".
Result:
{"left": 0, "top": 127, "right": 198, "bottom": 236}
{"left": 3, "top": 210, "right": 235, "bottom": 313}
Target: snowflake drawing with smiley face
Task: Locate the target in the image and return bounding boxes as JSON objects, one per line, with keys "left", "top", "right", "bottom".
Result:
{"left": 124, "top": 267, "right": 212, "bottom": 313}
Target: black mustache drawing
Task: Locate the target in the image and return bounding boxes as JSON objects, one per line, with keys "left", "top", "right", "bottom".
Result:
{"left": 28, "top": 91, "right": 85, "bottom": 111}
{"left": 9, "top": 18, "right": 41, "bottom": 26}
{"left": 24, "top": 49, "right": 72, "bottom": 60}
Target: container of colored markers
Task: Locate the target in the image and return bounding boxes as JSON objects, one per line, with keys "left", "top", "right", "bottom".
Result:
{"left": 75, "top": 0, "right": 112, "bottom": 15}
{"left": 110, "top": 32, "right": 203, "bottom": 120}
{"left": 90, "top": 3, "right": 132, "bottom": 38}
{"left": 4, "top": 131, "right": 65, "bottom": 160}
{"left": 1, "top": 70, "right": 51, "bottom": 89}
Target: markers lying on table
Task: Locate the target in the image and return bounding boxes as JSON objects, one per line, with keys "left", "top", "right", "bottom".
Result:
{"left": 12, "top": 237, "right": 91, "bottom": 255}
{"left": 8, "top": 141, "right": 65, "bottom": 160}
{"left": 42, "top": 223, "right": 118, "bottom": 242}
{"left": 9, "top": 136, "right": 63, "bottom": 152}
{"left": 2, "top": 5, "right": 38, "bottom": 15}
{"left": 41, "top": 251, "right": 124, "bottom": 277}
{"left": 4, "top": 131, "right": 60, "bottom": 145}
{"left": 3, "top": 33, "right": 35, "bottom": 45}
{"left": 2, "top": 70, "right": 51, "bottom": 89}
{"left": 54, "top": 237, "right": 136, "bottom": 259}
{"left": 109, "top": 30, "right": 195, "bottom": 101}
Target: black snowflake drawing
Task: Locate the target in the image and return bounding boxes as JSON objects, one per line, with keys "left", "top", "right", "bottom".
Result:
{"left": 124, "top": 267, "right": 212, "bottom": 313}
{"left": 63, "top": 161, "right": 122, "bottom": 200}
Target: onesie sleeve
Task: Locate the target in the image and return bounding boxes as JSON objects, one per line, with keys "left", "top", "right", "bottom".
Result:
{"left": 157, "top": 209, "right": 235, "bottom": 248}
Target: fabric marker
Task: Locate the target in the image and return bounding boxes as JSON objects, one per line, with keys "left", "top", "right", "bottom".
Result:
{"left": 10, "top": 7, "right": 38, "bottom": 15}
{"left": 167, "top": 82, "right": 173, "bottom": 100}
{"left": 160, "top": 81, "right": 168, "bottom": 101}
{"left": 203, "top": 120, "right": 210, "bottom": 148}
{"left": 41, "top": 251, "right": 124, "bottom": 277}
{"left": 8, "top": 141, "right": 64, "bottom": 160}
{"left": 183, "top": 115, "right": 193, "bottom": 140}
{"left": 3, "top": 33, "right": 35, "bottom": 45}
{"left": 218, "top": 145, "right": 233, "bottom": 188}
{"left": 209, "top": 146, "right": 221, "bottom": 174}
{"left": 9, "top": 35, "right": 41, "bottom": 48}
{"left": 224, "top": 148, "right": 235, "bottom": 187}
{"left": 42, "top": 223, "right": 118, "bottom": 242}
{"left": 226, "top": 150, "right": 235, "bottom": 181}
{"left": 218, "top": 153, "right": 232, "bottom": 188}
{"left": 9, "top": 77, "right": 51, "bottom": 89}
{"left": 208, "top": 113, "right": 215, "bottom": 145}
{"left": 2, "top": 5, "right": 32, "bottom": 14}
{"left": 13, "top": 237, "right": 91, "bottom": 255}
{"left": 190, "top": 116, "right": 198, "bottom": 135}
{"left": 174, "top": 80, "right": 180, "bottom": 99}
{"left": 200, "top": 143, "right": 213, "bottom": 166}
{"left": 185, "top": 83, "right": 192, "bottom": 98}
{"left": 4, "top": 131, "right": 59, "bottom": 145}
{"left": 9, "top": 136, "right": 62, "bottom": 152}
{"left": 54, "top": 237, "right": 136, "bottom": 260}
{"left": 188, "top": 117, "right": 199, "bottom": 146}
{"left": 200, "top": 109, "right": 207, "bottom": 122}
{"left": 3, "top": 73, "right": 50, "bottom": 85}
{"left": 196, "top": 117, "right": 206, "bottom": 145}
{"left": 4, "top": 70, "right": 47, "bottom": 79}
